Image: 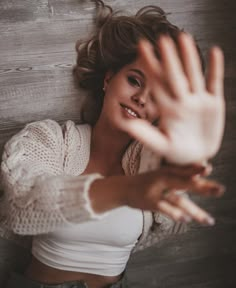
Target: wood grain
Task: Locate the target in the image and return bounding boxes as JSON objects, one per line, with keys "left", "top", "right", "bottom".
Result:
{"left": 0, "top": 0, "right": 235, "bottom": 287}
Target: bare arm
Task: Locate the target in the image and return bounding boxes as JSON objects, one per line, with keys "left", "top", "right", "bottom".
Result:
{"left": 0, "top": 120, "right": 224, "bottom": 236}
{"left": 88, "top": 165, "right": 224, "bottom": 225}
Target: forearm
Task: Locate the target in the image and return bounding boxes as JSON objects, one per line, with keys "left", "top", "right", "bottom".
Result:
{"left": 1, "top": 173, "right": 105, "bottom": 235}
{"left": 88, "top": 174, "right": 132, "bottom": 213}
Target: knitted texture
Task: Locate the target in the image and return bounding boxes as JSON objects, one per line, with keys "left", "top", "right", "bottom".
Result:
{"left": 0, "top": 119, "right": 187, "bottom": 252}
{"left": 0, "top": 120, "right": 106, "bottom": 235}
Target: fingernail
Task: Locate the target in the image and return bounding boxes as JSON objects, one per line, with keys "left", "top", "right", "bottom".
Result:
{"left": 210, "top": 185, "right": 225, "bottom": 196}
{"left": 205, "top": 216, "right": 215, "bottom": 226}
{"left": 204, "top": 164, "right": 213, "bottom": 175}
{"left": 216, "top": 185, "right": 226, "bottom": 196}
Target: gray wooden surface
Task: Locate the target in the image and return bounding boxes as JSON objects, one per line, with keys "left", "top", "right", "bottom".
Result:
{"left": 0, "top": 0, "right": 235, "bottom": 287}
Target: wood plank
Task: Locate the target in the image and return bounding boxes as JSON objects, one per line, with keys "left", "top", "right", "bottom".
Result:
{"left": 0, "top": 1, "right": 235, "bottom": 287}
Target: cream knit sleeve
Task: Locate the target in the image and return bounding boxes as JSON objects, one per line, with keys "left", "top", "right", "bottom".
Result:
{"left": 0, "top": 119, "right": 106, "bottom": 236}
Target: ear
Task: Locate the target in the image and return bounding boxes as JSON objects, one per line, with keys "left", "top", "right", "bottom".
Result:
{"left": 103, "top": 70, "right": 114, "bottom": 91}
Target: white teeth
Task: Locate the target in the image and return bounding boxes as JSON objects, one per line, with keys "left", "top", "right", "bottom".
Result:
{"left": 124, "top": 107, "right": 138, "bottom": 117}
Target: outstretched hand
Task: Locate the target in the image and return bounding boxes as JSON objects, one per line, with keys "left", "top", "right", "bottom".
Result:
{"left": 122, "top": 33, "right": 225, "bottom": 164}
{"left": 126, "top": 163, "right": 225, "bottom": 225}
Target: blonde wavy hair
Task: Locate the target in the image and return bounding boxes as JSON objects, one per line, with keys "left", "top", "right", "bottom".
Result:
{"left": 73, "top": 0, "right": 203, "bottom": 124}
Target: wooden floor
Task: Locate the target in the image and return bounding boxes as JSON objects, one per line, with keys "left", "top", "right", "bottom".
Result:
{"left": 0, "top": 0, "right": 235, "bottom": 287}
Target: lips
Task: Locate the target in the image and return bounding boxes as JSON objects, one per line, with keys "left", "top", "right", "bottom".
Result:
{"left": 120, "top": 104, "right": 141, "bottom": 118}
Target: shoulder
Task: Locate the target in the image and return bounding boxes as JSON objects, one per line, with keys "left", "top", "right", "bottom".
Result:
{"left": 1, "top": 119, "right": 92, "bottom": 183}
{"left": 122, "top": 140, "right": 162, "bottom": 175}
{"left": 1, "top": 118, "right": 91, "bottom": 164}
{"left": 1, "top": 119, "right": 65, "bottom": 181}
{"left": 24, "top": 118, "right": 62, "bottom": 135}
{"left": 6, "top": 119, "right": 63, "bottom": 147}
{"left": 122, "top": 140, "right": 143, "bottom": 175}
{"left": 60, "top": 120, "right": 92, "bottom": 174}
{"left": 1, "top": 119, "right": 64, "bottom": 161}
{"left": 4, "top": 119, "right": 91, "bottom": 148}
{"left": 21, "top": 119, "right": 92, "bottom": 165}
{"left": 61, "top": 120, "right": 92, "bottom": 145}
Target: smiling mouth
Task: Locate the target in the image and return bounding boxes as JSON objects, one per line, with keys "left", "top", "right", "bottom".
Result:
{"left": 120, "top": 104, "right": 140, "bottom": 118}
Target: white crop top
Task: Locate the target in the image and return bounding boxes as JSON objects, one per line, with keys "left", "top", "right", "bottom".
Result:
{"left": 32, "top": 206, "right": 143, "bottom": 276}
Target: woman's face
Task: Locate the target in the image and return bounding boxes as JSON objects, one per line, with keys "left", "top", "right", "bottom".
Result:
{"left": 100, "top": 56, "right": 159, "bottom": 132}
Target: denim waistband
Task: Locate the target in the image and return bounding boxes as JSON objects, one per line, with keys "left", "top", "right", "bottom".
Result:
{"left": 6, "top": 271, "right": 127, "bottom": 288}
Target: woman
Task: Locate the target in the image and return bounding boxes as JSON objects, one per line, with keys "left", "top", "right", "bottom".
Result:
{"left": 0, "top": 1, "right": 225, "bottom": 288}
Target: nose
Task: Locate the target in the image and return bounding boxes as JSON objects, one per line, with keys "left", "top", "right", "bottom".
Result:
{"left": 131, "top": 91, "right": 148, "bottom": 107}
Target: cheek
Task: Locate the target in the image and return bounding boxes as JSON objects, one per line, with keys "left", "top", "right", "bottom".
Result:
{"left": 108, "top": 79, "right": 134, "bottom": 103}
{"left": 107, "top": 77, "right": 126, "bottom": 96}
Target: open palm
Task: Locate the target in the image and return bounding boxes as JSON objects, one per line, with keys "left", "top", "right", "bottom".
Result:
{"left": 123, "top": 33, "right": 225, "bottom": 164}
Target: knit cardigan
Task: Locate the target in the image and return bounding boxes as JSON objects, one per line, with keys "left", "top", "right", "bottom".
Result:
{"left": 0, "top": 119, "right": 187, "bottom": 253}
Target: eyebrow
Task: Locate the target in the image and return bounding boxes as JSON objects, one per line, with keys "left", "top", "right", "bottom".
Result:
{"left": 128, "top": 68, "right": 146, "bottom": 79}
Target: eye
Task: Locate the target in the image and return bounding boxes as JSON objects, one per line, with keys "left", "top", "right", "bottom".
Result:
{"left": 127, "top": 76, "right": 141, "bottom": 88}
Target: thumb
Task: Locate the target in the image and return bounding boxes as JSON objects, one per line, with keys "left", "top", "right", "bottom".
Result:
{"left": 122, "top": 119, "right": 169, "bottom": 156}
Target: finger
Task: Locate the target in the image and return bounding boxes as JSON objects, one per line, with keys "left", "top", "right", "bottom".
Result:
{"left": 138, "top": 39, "right": 162, "bottom": 79}
{"left": 156, "top": 199, "right": 191, "bottom": 222}
{"left": 158, "top": 35, "right": 189, "bottom": 99}
{"left": 190, "top": 177, "right": 225, "bottom": 197}
{"left": 162, "top": 162, "right": 213, "bottom": 177}
{"left": 138, "top": 40, "right": 175, "bottom": 108}
{"left": 206, "top": 46, "right": 224, "bottom": 97}
{"left": 162, "top": 175, "right": 225, "bottom": 198}
{"left": 178, "top": 33, "right": 205, "bottom": 93}
{"left": 122, "top": 119, "right": 169, "bottom": 156}
{"left": 196, "top": 161, "right": 213, "bottom": 177}
{"left": 164, "top": 193, "right": 215, "bottom": 225}
{"left": 162, "top": 159, "right": 213, "bottom": 176}
{"left": 185, "top": 161, "right": 213, "bottom": 177}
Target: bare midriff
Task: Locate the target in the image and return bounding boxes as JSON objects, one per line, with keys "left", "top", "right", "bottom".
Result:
{"left": 25, "top": 256, "right": 122, "bottom": 288}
